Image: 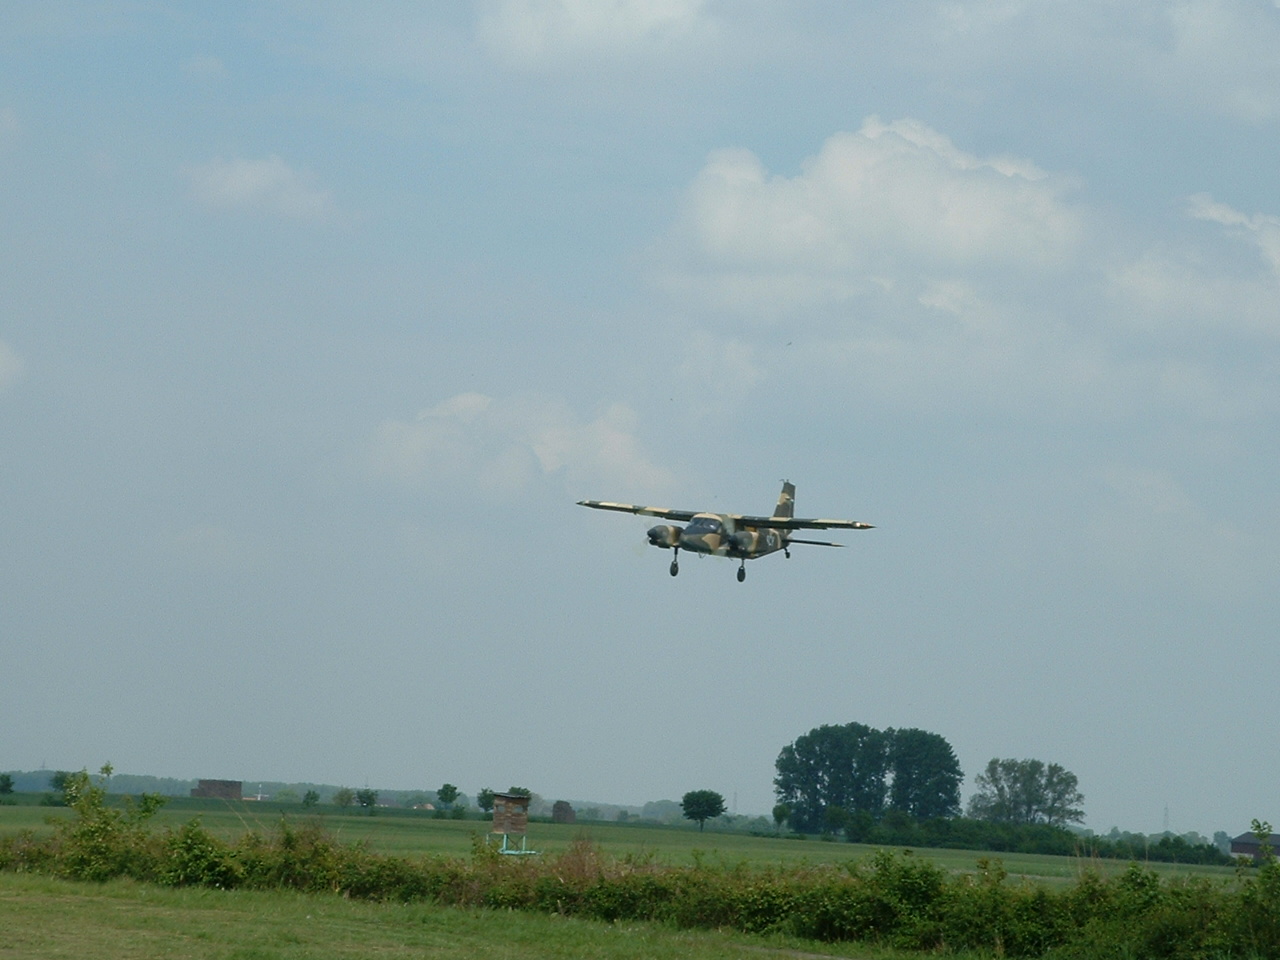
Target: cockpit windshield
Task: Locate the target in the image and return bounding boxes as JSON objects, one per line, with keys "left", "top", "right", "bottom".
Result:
{"left": 685, "top": 516, "right": 723, "bottom": 535}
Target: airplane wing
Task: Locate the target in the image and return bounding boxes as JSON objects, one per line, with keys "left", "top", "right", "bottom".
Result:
{"left": 729, "top": 514, "right": 875, "bottom": 531}
{"left": 576, "top": 500, "right": 699, "bottom": 522}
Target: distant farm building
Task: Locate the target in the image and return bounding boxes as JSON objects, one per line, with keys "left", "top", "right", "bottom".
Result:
{"left": 552, "top": 800, "right": 576, "bottom": 824}
{"left": 190, "top": 779, "right": 242, "bottom": 800}
{"left": 1230, "top": 831, "right": 1280, "bottom": 861}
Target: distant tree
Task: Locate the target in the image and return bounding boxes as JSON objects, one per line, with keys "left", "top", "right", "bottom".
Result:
{"left": 886, "top": 728, "right": 963, "bottom": 820}
{"left": 273, "top": 788, "right": 299, "bottom": 804}
{"left": 822, "top": 804, "right": 849, "bottom": 836}
{"left": 437, "top": 783, "right": 459, "bottom": 809}
{"left": 332, "top": 787, "right": 355, "bottom": 808}
{"left": 774, "top": 723, "right": 888, "bottom": 832}
{"left": 552, "top": 800, "right": 576, "bottom": 823}
{"left": 772, "top": 802, "right": 791, "bottom": 832}
{"left": 302, "top": 789, "right": 319, "bottom": 808}
{"left": 615, "top": 809, "right": 630, "bottom": 822}
{"left": 476, "top": 788, "right": 495, "bottom": 813}
{"left": 681, "top": 790, "right": 727, "bottom": 831}
{"left": 641, "top": 799, "right": 682, "bottom": 822}
{"left": 355, "top": 788, "right": 379, "bottom": 812}
{"left": 49, "top": 771, "right": 73, "bottom": 794}
{"left": 967, "top": 758, "right": 1084, "bottom": 827}
{"left": 506, "top": 786, "right": 532, "bottom": 797}
{"left": 0, "top": 773, "right": 13, "bottom": 795}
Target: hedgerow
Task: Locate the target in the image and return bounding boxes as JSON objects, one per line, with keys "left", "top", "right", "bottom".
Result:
{"left": 3, "top": 772, "right": 1278, "bottom": 958}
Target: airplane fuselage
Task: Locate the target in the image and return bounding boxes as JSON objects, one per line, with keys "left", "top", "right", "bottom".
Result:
{"left": 647, "top": 513, "right": 787, "bottom": 561}
{"left": 577, "top": 481, "right": 870, "bottom": 581}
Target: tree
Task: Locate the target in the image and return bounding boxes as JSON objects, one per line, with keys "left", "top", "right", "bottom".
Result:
{"left": 967, "top": 758, "right": 1084, "bottom": 826}
{"left": 355, "top": 788, "right": 379, "bottom": 812}
{"left": 332, "top": 787, "right": 354, "bottom": 808}
{"left": 476, "top": 788, "right": 495, "bottom": 813}
{"left": 0, "top": 773, "right": 13, "bottom": 795}
{"left": 774, "top": 723, "right": 888, "bottom": 832}
{"left": 302, "top": 790, "right": 319, "bottom": 808}
{"left": 772, "top": 802, "right": 791, "bottom": 832}
{"left": 680, "top": 790, "right": 726, "bottom": 831}
{"left": 437, "top": 783, "right": 459, "bottom": 809}
{"left": 886, "top": 728, "right": 963, "bottom": 820}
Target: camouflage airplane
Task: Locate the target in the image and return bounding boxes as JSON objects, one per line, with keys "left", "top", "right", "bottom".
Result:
{"left": 577, "top": 481, "right": 873, "bottom": 581}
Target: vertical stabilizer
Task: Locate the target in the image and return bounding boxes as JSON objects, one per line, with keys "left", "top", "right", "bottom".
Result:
{"left": 773, "top": 481, "right": 796, "bottom": 519}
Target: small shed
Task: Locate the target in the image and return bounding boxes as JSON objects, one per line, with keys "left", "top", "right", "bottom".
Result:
{"left": 1230, "top": 832, "right": 1280, "bottom": 862}
{"left": 492, "top": 793, "right": 531, "bottom": 835}
{"left": 490, "top": 792, "right": 536, "bottom": 855}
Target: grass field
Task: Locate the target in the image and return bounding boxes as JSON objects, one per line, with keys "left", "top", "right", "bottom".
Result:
{"left": 0, "top": 798, "right": 1237, "bottom": 887}
{"left": 0, "top": 872, "right": 973, "bottom": 960}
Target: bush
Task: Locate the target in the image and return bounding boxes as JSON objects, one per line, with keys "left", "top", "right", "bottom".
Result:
{"left": 9, "top": 783, "right": 1280, "bottom": 958}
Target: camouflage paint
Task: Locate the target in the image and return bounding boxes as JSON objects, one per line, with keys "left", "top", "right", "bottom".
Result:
{"left": 579, "top": 482, "right": 873, "bottom": 567}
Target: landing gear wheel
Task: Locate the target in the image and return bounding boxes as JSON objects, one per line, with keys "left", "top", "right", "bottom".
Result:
{"left": 670, "top": 559, "right": 679, "bottom": 577}
{"left": 737, "top": 563, "right": 746, "bottom": 582}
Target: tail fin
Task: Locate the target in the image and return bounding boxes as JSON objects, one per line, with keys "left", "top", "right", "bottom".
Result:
{"left": 773, "top": 481, "right": 796, "bottom": 519}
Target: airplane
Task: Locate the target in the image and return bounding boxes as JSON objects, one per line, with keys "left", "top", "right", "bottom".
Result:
{"left": 576, "top": 481, "right": 873, "bottom": 582}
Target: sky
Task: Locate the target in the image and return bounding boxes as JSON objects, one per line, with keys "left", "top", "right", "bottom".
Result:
{"left": 2, "top": 1, "right": 1278, "bottom": 836}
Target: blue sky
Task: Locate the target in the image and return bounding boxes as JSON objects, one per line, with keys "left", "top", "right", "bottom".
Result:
{"left": 2, "top": 1, "right": 1278, "bottom": 834}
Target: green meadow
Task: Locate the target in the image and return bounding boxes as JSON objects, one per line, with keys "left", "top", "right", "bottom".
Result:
{"left": 3, "top": 795, "right": 1275, "bottom": 959}
{"left": 0, "top": 798, "right": 1236, "bottom": 885}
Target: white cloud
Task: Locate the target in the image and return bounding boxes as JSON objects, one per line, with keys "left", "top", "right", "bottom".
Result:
{"left": 477, "top": 0, "right": 713, "bottom": 65}
{"left": 664, "top": 116, "right": 1082, "bottom": 316}
{"left": 674, "top": 331, "right": 763, "bottom": 418}
{"left": 0, "top": 340, "right": 23, "bottom": 390}
{"left": 1187, "top": 193, "right": 1280, "bottom": 276}
{"left": 186, "top": 155, "right": 333, "bottom": 219}
{"left": 1111, "top": 196, "right": 1280, "bottom": 345}
{"left": 371, "top": 392, "right": 672, "bottom": 496}
{"left": 1165, "top": 0, "right": 1280, "bottom": 122}
{"left": 934, "top": 0, "right": 1280, "bottom": 123}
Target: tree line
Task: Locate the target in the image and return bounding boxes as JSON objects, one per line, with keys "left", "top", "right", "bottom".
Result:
{"left": 773, "top": 723, "right": 965, "bottom": 832}
{"left": 770, "top": 721, "right": 1231, "bottom": 866}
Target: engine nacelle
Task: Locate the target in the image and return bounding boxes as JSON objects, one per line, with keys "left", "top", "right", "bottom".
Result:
{"left": 729, "top": 530, "right": 758, "bottom": 554}
{"left": 647, "top": 524, "right": 682, "bottom": 549}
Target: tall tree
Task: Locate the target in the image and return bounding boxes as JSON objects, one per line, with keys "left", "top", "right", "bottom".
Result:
{"left": 967, "top": 758, "right": 1084, "bottom": 826}
{"left": 680, "top": 789, "right": 727, "bottom": 831}
{"left": 437, "top": 783, "right": 459, "bottom": 809}
{"left": 774, "top": 722, "right": 888, "bottom": 831}
{"left": 476, "top": 788, "right": 495, "bottom": 813}
{"left": 886, "top": 727, "right": 963, "bottom": 820}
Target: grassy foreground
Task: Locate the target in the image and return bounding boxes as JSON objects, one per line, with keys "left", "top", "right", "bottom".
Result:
{"left": 0, "top": 872, "right": 935, "bottom": 960}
